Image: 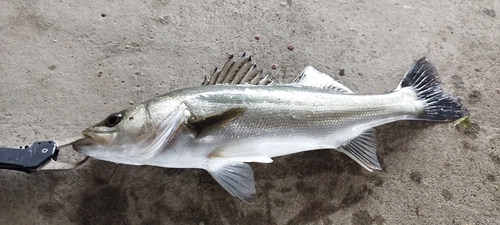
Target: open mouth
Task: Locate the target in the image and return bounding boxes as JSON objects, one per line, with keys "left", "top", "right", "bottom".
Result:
{"left": 72, "top": 137, "right": 96, "bottom": 152}
{"left": 81, "top": 130, "right": 114, "bottom": 145}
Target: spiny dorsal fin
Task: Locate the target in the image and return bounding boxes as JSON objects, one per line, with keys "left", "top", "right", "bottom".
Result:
{"left": 338, "top": 128, "right": 381, "bottom": 172}
{"left": 202, "top": 53, "right": 274, "bottom": 86}
{"left": 186, "top": 107, "right": 246, "bottom": 136}
{"left": 292, "top": 66, "right": 354, "bottom": 94}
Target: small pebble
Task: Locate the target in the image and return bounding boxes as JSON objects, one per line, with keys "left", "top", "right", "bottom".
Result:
{"left": 287, "top": 44, "right": 294, "bottom": 50}
{"left": 496, "top": 88, "right": 500, "bottom": 94}
{"left": 280, "top": 1, "right": 287, "bottom": 6}
{"left": 129, "top": 101, "right": 134, "bottom": 105}
{"left": 254, "top": 35, "right": 260, "bottom": 40}
{"left": 271, "top": 64, "right": 277, "bottom": 69}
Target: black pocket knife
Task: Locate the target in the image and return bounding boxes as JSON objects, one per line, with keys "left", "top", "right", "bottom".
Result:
{"left": 0, "top": 141, "right": 89, "bottom": 173}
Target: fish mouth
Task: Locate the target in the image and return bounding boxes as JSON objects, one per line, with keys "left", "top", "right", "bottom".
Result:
{"left": 72, "top": 130, "right": 115, "bottom": 153}
{"left": 72, "top": 136, "right": 97, "bottom": 154}
{"left": 81, "top": 130, "right": 115, "bottom": 145}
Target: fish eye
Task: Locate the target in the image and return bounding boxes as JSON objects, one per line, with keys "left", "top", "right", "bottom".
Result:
{"left": 105, "top": 113, "right": 122, "bottom": 127}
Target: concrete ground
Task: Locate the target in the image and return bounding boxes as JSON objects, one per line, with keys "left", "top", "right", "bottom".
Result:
{"left": 1, "top": 0, "right": 499, "bottom": 224}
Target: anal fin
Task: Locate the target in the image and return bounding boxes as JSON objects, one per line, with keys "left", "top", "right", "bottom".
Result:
{"left": 207, "top": 161, "right": 257, "bottom": 203}
{"left": 338, "top": 128, "right": 381, "bottom": 172}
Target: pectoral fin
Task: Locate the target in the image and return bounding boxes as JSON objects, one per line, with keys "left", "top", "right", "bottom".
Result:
{"left": 338, "top": 128, "right": 382, "bottom": 171}
{"left": 186, "top": 107, "right": 246, "bottom": 135}
{"left": 207, "top": 161, "right": 257, "bottom": 203}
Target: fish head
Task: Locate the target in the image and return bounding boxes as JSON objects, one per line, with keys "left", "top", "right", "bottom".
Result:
{"left": 72, "top": 104, "right": 156, "bottom": 162}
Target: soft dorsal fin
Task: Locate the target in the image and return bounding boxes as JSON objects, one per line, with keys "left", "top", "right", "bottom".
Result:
{"left": 292, "top": 66, "right": 354, "bottom": 94}
{"left": 202, "top": 53, "right": 274, "bottom": 86}
{"left": 338, "top": 128, "right": 381, "bottom": 172}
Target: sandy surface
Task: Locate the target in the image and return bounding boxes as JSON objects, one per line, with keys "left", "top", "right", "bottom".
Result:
{"left": 1, "top": 0, "right": 499, "bottom": 224}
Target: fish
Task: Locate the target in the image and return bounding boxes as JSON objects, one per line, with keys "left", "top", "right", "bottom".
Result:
{"left": 73, "top": 53, "right": 469, "bottom": 203}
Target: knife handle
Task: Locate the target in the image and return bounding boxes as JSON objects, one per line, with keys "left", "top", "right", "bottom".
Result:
{"left": 0, "top": 141, "right": 58, "bottom": 173}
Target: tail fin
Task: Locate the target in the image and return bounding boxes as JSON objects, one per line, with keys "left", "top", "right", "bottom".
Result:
{"left": 397, "top": 57, "right": 469, "bottom": 121}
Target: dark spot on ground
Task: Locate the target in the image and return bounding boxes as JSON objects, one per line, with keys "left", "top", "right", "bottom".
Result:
{"left": 286, "top": 201, "right": 340, "bottom": 225}
{"left": 75, "top": 144, "right": 378, "bottom": 224}
{"left": 256, "top": 149, "right": 361, "bottom": 180}
{"left": 261, "top": 182, "right": 276, "bottom": 193}
{"left": 373, "top": 214, "right": 386, "bottom": 225}
{"left": 339, "top": 69, "right": 345, "bottom": 76}
{"left": 462, "top": 141, "right": 478, "bottom": 151}
{"left": 341, "top": 184, "right": 372, "bottom": 206}
{"left": 278, "top": 181, "right": 375, "bottom": 224}
{"left": 72, "top": 186, "right": 130, "bottom": 225}
{"left": 486, "top": 174, "right": 496, "bottom": 182}
{"left": 442, "top": 189, "right": 453, "bottom": 201}
{"left": 48, "top": 65, "right": 57, "bottom": 70}
{"left": 278, "top": 187, "right": 292, "bottom": 193}
{"left": 410, "top": 171, "right": 422, "bottom": 185}
{"left": 88, "top": 160, "right": 120, "bottom": 185}
{"left": 154, "top": 199, "right": 212, "bottom": 224}
{"left": 483, "top": 7, "right": 496, "bottom": 17}
{"left": 127, "top": 189, "right": 139, "bottom": 202}
{"left": 140, "top": 219, "right": 162, "bottom": 225}
{"left": 352, "top": 210, "right": 373, "bottom": 225}
{"left": 324, "top": 178, "right": 341, "bottom": 198}
{"left": 158, "top": 15, "right": 171, "bottom": 24}
{"left": 197, "top": 170, "right": 218, "bottom": 184}
{"left": 38, "top": 201, "right": 63, "bottom": 217}
{"left": 468, "top": 90, "right": 482, "bottom": 104}
{"left": 488, "top": 154, "right": 500, "bottom": 165}
{"left": 322, "top": 217, "right": 333, "bottom": 224}
{"left": 377, "top": 121, "right": 434, "bottom": 157}
{"left": 459, "top": 123, "right": 480, "bottom": 139}
{"left": 369, "top": 175, "right": 384, "bottom": 187}
{"left": 284, "top": 172, "right": 372, "bottom": 224}
{"left": 381, "top": 146, "right": 396, "bottom": 156}
{"left": 147, "top": 166, "right": 279, "bottom": 224}
{"left": 154, "top": 197, "right": 275, "bottom": 225}
{"left": 451, "top": 75, "right": 465, "bottom": 89}
{"left": 40, "top": 172, "right": 65, "bottom": 190}
{"left": 258, "top": 181, "right": 276, "bottom": 199}
{"left": 295, "top": 181, "right": 317, "bottom": 196}
{"left": 274, "top": 199, "right": 285, "bottom": 207}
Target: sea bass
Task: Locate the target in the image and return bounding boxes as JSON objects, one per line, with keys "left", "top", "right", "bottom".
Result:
{"left": 73, "top": 54, "right": 468, "bottom": 203}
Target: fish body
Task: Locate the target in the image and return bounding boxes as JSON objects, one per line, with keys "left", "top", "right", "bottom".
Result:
{"left": 138, "top": 84, "right": 417, "bottom": 167}
{"left": 73, "top": 54, "right": 468, "bottom": 203}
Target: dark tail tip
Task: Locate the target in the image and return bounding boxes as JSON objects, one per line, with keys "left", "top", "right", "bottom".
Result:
{"left": 398, "top": 57, "right": 469, "bottom": 121}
